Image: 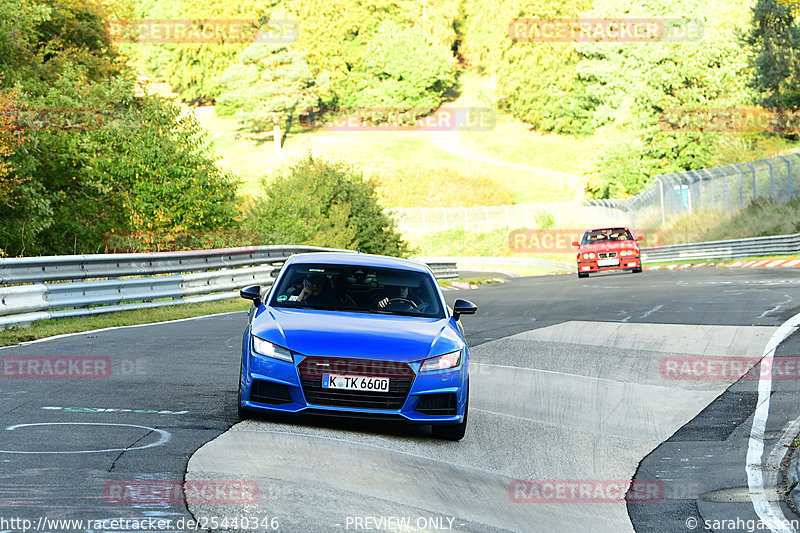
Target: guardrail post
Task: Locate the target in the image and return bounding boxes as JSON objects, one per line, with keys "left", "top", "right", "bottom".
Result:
{"left": 762, "top": 158, "right": 774, "bottom": 201}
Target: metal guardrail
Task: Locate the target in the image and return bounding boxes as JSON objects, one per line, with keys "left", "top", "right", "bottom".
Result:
{"left": 0, "top": 247, "right": 459, "bottom": 330}
{"left": 641, "top": 232, "right": 800, "bottom": 262}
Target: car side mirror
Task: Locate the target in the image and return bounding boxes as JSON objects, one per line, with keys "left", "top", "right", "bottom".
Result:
{"left": 240, "top": 285, "right": 262, "bottom": 305}
{"left": 572, "top": 241, "right": 579, "bottom": 247}
{"left": 452, "top": 299, "right": 477, "bottom": 320}
{"left": 636, "top": 235, "right": 643, "bottom": 241}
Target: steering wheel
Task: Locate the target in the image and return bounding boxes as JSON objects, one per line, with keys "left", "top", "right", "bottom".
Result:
{"left": 384, "top": 297, "right": 418, "bottom": 309}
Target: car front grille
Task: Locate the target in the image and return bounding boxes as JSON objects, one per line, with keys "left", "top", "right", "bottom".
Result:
{"left": 598, "top": 252, "right": 617, "bottom": 259}
{"left": 298, "top": 357, "right": 415, "bottom": 410}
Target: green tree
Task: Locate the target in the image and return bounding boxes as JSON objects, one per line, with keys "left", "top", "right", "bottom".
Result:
{"left": 122, "top": 0, "right": 278, "bottom": 104}
{"left": 458, "top": 0, "right": 594, "bottom": 133}
{"left": 337, "top": 21, "right": 456, "bottom": 114}
{"left": 245, "top": 155, "right": 410, "bottom": 257}
{"left": 216, "top": 39, "right": 322, "bottom": 136}
{"left": 747, "top": 0, "right": 800, "bottom": 109}
{"left": 577, "top": 0, "right": 755, "bottom": 197}
{"left": 0, "top": 0, "right": 240, "bottom": 256}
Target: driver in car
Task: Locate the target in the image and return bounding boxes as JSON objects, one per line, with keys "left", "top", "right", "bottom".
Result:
{"left": 377, "top": 285, "right": 421, "bottom": 310}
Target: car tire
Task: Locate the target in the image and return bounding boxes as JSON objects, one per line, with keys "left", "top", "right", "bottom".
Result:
{"left": 237, "top": 361, "right": 251, "bottom": 420}
{"left": 578, "top": 272, "right": 588, "bottom": 278}
{"left": 432, "top": 393, "right": 468, "bottom": 441}
{"left": 633, "top": 267, "right": 643, "bottom": 273}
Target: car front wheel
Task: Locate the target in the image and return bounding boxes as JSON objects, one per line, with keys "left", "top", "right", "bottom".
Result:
{"left": 432, "top": 393, "right": 468, "bottom": 441}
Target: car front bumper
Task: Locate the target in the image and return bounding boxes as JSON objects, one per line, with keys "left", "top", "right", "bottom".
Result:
{"left": 239, "top": 344, "right": 468, "bottom": 425}
{"left": 578, "top": 256, "right": 641, "bottom": 273}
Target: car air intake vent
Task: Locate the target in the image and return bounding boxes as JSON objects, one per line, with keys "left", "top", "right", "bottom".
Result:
{"left": 250, "top": 379, "right": 293, "bottom": 405}
{"left": 416, "top": 393, "right": 458, "bottom": 416}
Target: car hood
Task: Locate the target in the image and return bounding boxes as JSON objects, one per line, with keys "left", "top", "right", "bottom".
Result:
{"left": 251, "top": 308, "right": 463, "bottom": 362}
{"left": 579, "top": 240, "right": 639, "bottom": 253}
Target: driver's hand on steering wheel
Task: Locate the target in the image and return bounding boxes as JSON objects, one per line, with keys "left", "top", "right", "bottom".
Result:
{"left": 377, "top": 297, "right": 390, "bottom": 308}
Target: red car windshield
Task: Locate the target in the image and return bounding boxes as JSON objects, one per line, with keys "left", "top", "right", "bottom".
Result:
{"left": 581, "top": 228, "right": 634, "bottom": 245}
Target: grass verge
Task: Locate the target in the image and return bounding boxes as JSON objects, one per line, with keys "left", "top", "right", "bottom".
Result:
{"left": 0, "top": 299, "right": 251, "bottom": 348}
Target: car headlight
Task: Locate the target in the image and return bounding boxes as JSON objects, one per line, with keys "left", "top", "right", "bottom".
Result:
{"left": 252, "top": 336, "right": 293, "bottom": 363}
{"left": 420, "top": 350, "right": 462, "bottom": 372}
{"left": 582, "top": 253, "right": 596, "bottom": 260}
{"left": 620, "top": 250, "right": 638, "bottom": 257}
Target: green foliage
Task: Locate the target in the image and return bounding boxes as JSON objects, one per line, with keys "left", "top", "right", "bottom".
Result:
{"left": 414, "top": 228, "right": 511, "bottom": 256}
{"left": 663, "top": 197, "right": 800, "bottom": 244}
{"left": 216, "top": 37, "right": 323, "bottom": 134}
{"left": 122, "top": 0, "right": 277, "bottom": 104}
{"left": 747, "top": 0, "right": 800, "bottom": 109}
{"left": 336, "top": 21, "right": 456, "bottom": 114}
{"left": 244, "top": 155, "right": 410, "bottom": 257}
{"left": 0, "top": 0, "right": 240, "bottom": 256}
{"left": 459, "top": 0, "right": 594, "bottom": 132}
{"left": 576, "top": 0, "right": 756, "bottom": 198}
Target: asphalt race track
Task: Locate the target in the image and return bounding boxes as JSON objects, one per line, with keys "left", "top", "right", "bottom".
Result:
{"left": 1, "top": 267, "right": 800, "bottom": 533}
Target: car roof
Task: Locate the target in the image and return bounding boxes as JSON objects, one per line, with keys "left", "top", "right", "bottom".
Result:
{"left": 583, "top": 227, "right": 632, "bottom": 233}
{"left": 284, "top": 252, "right": 432, "bottom": 274}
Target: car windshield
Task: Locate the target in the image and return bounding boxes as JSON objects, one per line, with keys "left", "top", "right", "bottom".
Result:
{"left": 581, "top": 228, "right": 634, "bottom": 245}
{"left": 268, "top": 263, "right": 445, "bottom": 318}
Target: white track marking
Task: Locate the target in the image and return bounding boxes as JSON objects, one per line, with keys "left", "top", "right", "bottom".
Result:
{"left": 0, "top": 422, "right": 170, "bottom": 454}
{"left": 747, "top": 311, "right": 800, "bottom": 532}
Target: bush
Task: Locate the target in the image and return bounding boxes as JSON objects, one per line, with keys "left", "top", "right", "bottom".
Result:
{"left": 245, "top": 155, "right": 410, "bottom": 257}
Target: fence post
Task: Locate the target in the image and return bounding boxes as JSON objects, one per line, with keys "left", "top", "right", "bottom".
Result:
{"left": 656, "top": 175, "right": 666, "bottom": 226}
{"left": 778, "top": 155, "right": 791, "bottom": 201}
{"left": 733, "top": 164, "right": 743, "bottom": 207}
{"left": 761, "top": 158, "right": 774, "bottom": 201}
{"left": 745, "top": 162, "right": 756, "bottom": 200}
{"left": 794, "top": 153, "right": 800, "bottom": 198}
{"left": 704, "top": 168, "right": 715, "bottom": 207}
{"left": 685, "top": 175, "right": 693, "bottom": 213}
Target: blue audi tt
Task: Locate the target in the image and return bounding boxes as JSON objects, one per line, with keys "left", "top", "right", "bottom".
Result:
{"left": 237, "top": 252, "right": 477, "bottom": 440}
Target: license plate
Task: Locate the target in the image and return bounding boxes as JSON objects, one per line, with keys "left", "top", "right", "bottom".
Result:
{"left": 322, "top": 373, "right": 390, "bottom": 392}
{"left": 598, "top": 258, "right": 620, "bottom": 267}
